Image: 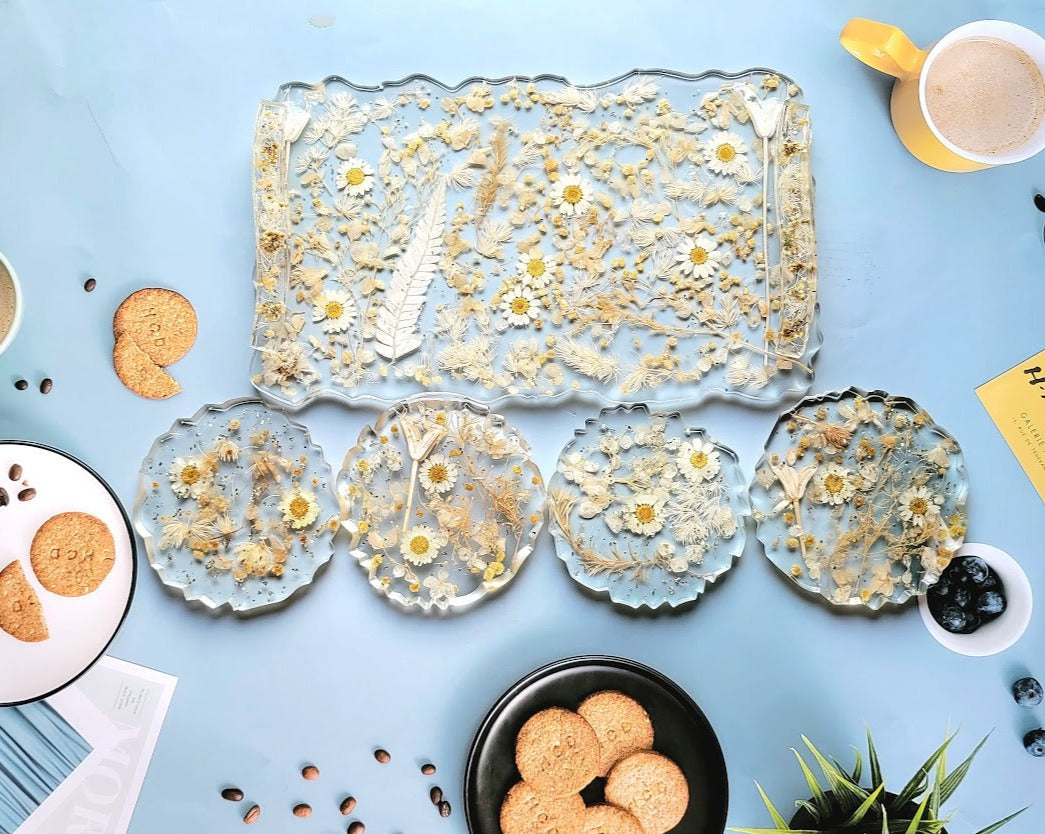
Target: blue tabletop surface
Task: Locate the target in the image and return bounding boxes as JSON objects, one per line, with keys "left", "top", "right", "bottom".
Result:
{"left": 2, "top": 1, "right": 1045, "bottom": 832}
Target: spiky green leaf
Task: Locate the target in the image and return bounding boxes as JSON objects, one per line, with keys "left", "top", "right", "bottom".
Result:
{"left": 793, "top": 800, "right": 820, "bottom": 824}
{"left": 790, "top": 749, "right": 830, "bottom": 816}
{"left": 968, "top": 807, "right": 1028, "bottom": 834}
{"left": 904, "top": 795, "right": 929, "bottom": 834}
{"left": 754, "top": 782, "right": 788, "bottom": 830}
{"left": 728, "top": 829, "right": 821, "bottom": 834}
{"left": 842, "top": 783, "right": 885, "bottom": 827}
{"left": 894, "top": 733, "right": 955, "bottom": 808}
{"left": 849, "top": 747, "right": 863, "bottom": 784}
{"left": 867, "top": 729, "right": 883, "bottom": 789}
{"left": 939, "top": 732, "right": 989, "bottom": 805}
{"left": 801, "top": 736, "right": 867, "bottom": 808}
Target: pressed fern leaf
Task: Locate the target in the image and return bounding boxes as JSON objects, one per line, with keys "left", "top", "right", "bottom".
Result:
{"left": 372, "top": 179, "right": 446, "bottom": 361}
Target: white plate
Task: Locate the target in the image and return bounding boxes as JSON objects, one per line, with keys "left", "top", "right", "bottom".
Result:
{"left": 0, "top": 442, "right": 136, "bottom": 705}
{"left": 918, "top": 542, "right": 1033, "bottom": 657}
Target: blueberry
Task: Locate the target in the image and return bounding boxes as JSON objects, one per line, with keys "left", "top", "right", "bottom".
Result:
{"left": 960, "top": 556, "right": 990, "bottom": 585}
{"left": 1013, "top": 677, "right": 1044, "bottom": 708}
{"left": 1024, "top": 728, "right": 1045, "bottom": 757}
{"left": 976, "top": 590, "right": 1007, "bottom": 617}
{"left": 980, "top": 572, "right": 999, "bottom": 591}
{"left": 952, "top": 586, "right": 971, "bottom": 608}
{"left": 929, "top": 578, "right": 952, "bottom": 599}
{"left": 935, "top": 604, "right": 968, "bottom": 634}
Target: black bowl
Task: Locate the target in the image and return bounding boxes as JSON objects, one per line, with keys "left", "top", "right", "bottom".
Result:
{"left": 464, "top": 655, "right": 728, "bottom": 834}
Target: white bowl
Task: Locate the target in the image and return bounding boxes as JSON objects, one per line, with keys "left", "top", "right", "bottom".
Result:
{"left": 0, "top": 249, "right": 23, "bottom": 357}
{"left": 919, "top": 543, "right": 1033, "bottom": 657}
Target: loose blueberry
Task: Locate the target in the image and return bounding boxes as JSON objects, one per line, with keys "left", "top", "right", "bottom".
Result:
{"left": 959, "top": 611, "right": 982, "bottom": 634}
{"left": 976, "top": 590, "right": 1006, "bottom": 617}
{"left": 952, "top": 586, "right": 971, "bottom": 608}
{"left": 960, "top": 556, "right": 990, "bottom": 585}
{"left": 1024, "top": 728, "right": 1045, "bottom": 757}
{"left": 929, "top": 578, "right": 952, "bottom": 599}
{"left": 1014, "top": 677, "right": 1044, "bottom": 708}
{"left": 980, "top": 572, "right": 999, "bottom": 591}
{"left": 936, "top": 604, "right": 968, "bottom": 634}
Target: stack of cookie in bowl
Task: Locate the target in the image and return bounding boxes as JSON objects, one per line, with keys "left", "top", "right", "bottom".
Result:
{"left": 501, "top": 691, "right": 689, "bottom": 834}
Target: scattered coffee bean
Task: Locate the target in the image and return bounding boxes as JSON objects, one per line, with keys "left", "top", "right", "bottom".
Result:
{"left": 9, "top": 464, "right": 21, "bottom": 481}
{"left": 293, "top": 803, "right": 312, "bottom": 818}
{"left": 13, "top": 379, "right": 27, "bottom": 391}
{"left": 302, "top": 764, "right": 320, "bottom": 780}
{"left": 39, "top": 378, "right": 52, "bottom": 394}
{"left": 1035, "top": 192, "right": 1045, "bottom": 213}
{"left": 374, "top": 748, "right": 390, "bottom": 764}
{"left": 339, "top": 796, "right": 357, "bottom": 815}
{"left": 83, "top": 277, "right": 97, "bottom": 292}
{"left": 0, "top": 488, "right": 7, "bottom": 507}
{"left": 430, "top": 786, "right": 443, "bottom": 805}
{"left": 439, "top": 799, "right": 451, "bottom": 818}
{"left": 221, "top": 787, "right": 244, "bottom": 802}
{"left": 348, "top": 821, "right": 365, "bottom": 834}
{"left": 421, "top": 762, "right": 436, "bottom": 775}
{"left": 243, "top": 804, "right": 261, "bottom": 824}
{"left": 17, "top": 488, "right": 35, "bottom": 502}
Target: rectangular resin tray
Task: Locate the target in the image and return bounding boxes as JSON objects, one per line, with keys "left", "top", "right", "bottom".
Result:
{"left": 250, "top": 69, "right": 818, "bottom": 409}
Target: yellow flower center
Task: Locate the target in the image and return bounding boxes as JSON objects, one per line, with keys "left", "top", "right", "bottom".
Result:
{"left": 289, "top": 496, "right": 310, "bottom": 518}
{"left": 689, "top": 247, "right": 709, "bottom": 265}
{"left": 824, "top": 473, "right": 845, "bottom": 494}
{"left": 357, "top": 460, "right": 370, "bottom": 471}
{"left": 180, "top": 465, "right": 201, "bottom": 485}
{"left": 511, "top": 297, "right": 531, "bottom": 315}
{"left": 634, "top": 504, "right": 655, "bottom": 523}
{"left": 909, "top": 497, "right": 928, "bottom": 515}
{"left": 716, "top": 143, "right": 736, "bottom": 163}
{"left": 690, "top": 451, "right": 708, "bottom": 469}
{"left": 325, "top": 301, "right": 344, "bottom": 319}
{"left": 427, "top": 464, "right": 448, "bottom": 484}
{"left": 410, "top": 535, "right": 430, "bottom": 556}
{"left": 526, "top": 258, "right": 546, "bottom": 278}
{"left": 345, "top": 167, "right": 365, "bottom": 186}
{"left": 562, "top": 184, "right": 583, "bottom": 205}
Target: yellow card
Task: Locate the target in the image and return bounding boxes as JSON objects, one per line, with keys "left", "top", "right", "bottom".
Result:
{"left": 977, "top": 346, "right": 1045, "bottom": 504}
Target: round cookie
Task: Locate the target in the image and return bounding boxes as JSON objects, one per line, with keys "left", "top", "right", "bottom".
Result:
{"left": 113, "top": 334, "right": 182, "bottom": 400}
{"left": 577, "top": 690, "right": 655, "bottom": 776}
{"left": 0, "top": 561, "right": 48, "bottom": 642}
{"left": 605, "top": 751, "right": 689, "bottom": 834}
{"left": 515, "top": 707, "right": 600, "bottom": 797}
{"left": 30, "top": 512, "right": 116, "bottom": 597}
{"left": 113, "top": 287, "right": 197, "bottom": 367}
{"left": 500, "top": 781, "right": 584, "bottom": 834}
{"left": 581, "top": 805, "right": 645, "bottom": 834}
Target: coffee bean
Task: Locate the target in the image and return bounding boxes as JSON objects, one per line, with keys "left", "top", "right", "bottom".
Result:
{"left": 429, "top": 786, "right": 443, "bottom": 805}
{"left": 421, "top": 763, "right": 436, "bottom": 775}
{"left": 438, "top": 800, "right": 451, "bottom": 818}
{"left": 348, "top": 822, "right": 365, "bottom": 834}
{"left": 1035, "top": 192, "right": 1045, "bottom": 213}
{"left": 339, "top": 796, "right": 357, "bottom": 815}
{"left": 302, "top": 764, "right": 320, "bottom": 780}
{"left": 293, "top": 803, "right": 312, "bottom": 818}
{"left": 0, "top": 488, "right": 7, "bottom": 507}
{"left": 17, "top": 488, "right": 35, "bottom": 502}
{"left": 9, "top": 464, "right": 21, "bottom": 481}
{"left": 84, "top": 278, "right": 97, "bottom": 292}
{"left": 374, "top": 748, "right": 390, "bottom": 764}
{"left": 13, "top": 379, "right": 27, "bottom": 391}
{"left": 243, "top": 804, "right": 261, "bottom": 824}
{"left": 221, "top": 787, "right": 244, "bottom": 802}
{"left": 39, "top": 378, "right": 52, "bottom": 394}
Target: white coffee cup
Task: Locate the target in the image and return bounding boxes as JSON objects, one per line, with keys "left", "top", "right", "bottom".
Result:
{"left": 0, "top": 250, "right": 23, "bottom": 358}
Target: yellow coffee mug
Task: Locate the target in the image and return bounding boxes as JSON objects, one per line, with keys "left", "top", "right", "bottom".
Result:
{"left": 841, "top": 18, "right": 1045, "bottom": 171}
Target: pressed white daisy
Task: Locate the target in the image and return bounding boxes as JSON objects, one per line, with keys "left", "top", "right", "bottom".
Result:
{"left": 678, "top": 440, "right": 722, "bottom": 482}
{"left": 623, "top": 491, "right": 668, "bottom": 537}
{"left": 500, "top": 287, "right": 541, "bottom": 327}
{"left": 814, "top": 464, "right": 856, "bottom": 505}
{"left": 552, "top": 174, "right": 592, "bottom": 217}
{"left": 674, "top": 235, "right": 721, "bottom": 280}
{"left": 705, "top": 130, "right": 749, "bottom": 175}
{"left": 516, "top": 250, "right": 552, "bottom": 288}
{"left": 400, "top": 524, "right": 447, "bottom": 566}
{"left": 168, "top": 456, "right": 209, "bottom": 500}
{"left": 418, "top": 454, "right": 459, "bottom": 494}
{"left": 899, "top": 486, "right": 942, "bottom": 527}
{"left": 278, "top": 487, "right": 320, "bottom": 529}
{"left": 335, "top": 157, "right": 375, "bottom": 195}
{"left": 313, "top": 290, "right": 357, "bottom": 333}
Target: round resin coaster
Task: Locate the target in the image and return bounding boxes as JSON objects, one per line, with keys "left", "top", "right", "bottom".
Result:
{"left": 750, "top": 387, "right": 968, "bottom": 609}
{"left": 337, "top": 398, "right": 545, "bottom": 613}
{"left": 547, "top": 405, "right": 748, "bottom": 610}
{"left": 135, "top": 398, "right": 339, "bottom": 613}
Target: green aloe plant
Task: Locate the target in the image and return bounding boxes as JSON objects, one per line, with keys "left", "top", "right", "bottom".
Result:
{"left": 731, "top": 731, "right": 1026, "bottom": 834}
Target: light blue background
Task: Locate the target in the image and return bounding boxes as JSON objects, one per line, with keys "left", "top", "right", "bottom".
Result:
{"left": 1, "top": 1, "right": 1044, "bottom": 832}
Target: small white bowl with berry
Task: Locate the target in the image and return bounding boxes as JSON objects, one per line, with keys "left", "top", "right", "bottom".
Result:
{"left": 919, "top": 542, "right": 1033, "bottom": 657}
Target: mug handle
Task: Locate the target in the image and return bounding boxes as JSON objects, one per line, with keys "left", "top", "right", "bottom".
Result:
{"left": 840, "top": 18, "right": 927, "bottom": 80}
